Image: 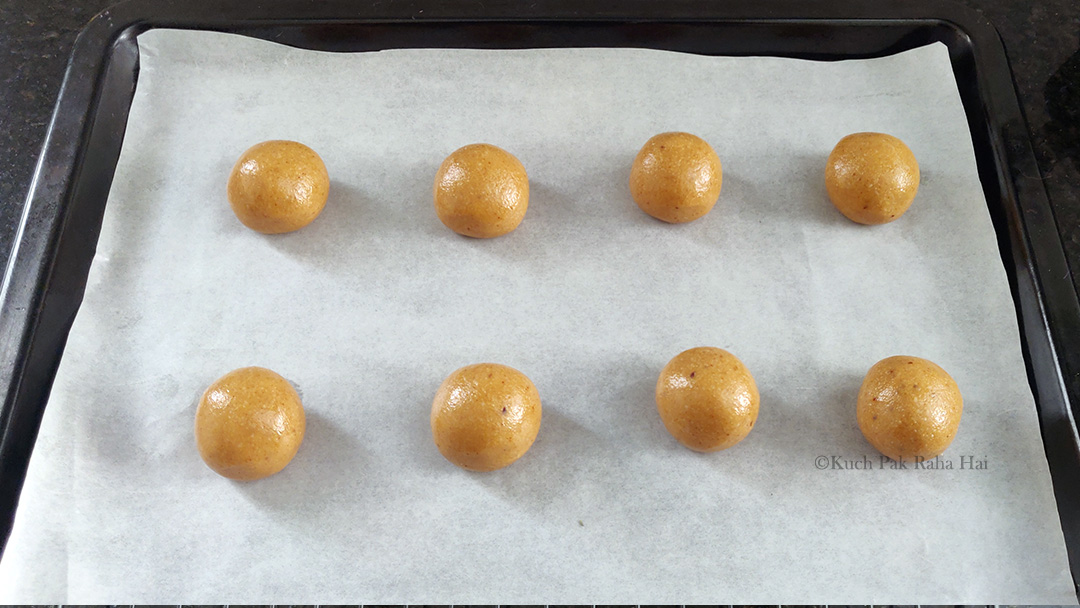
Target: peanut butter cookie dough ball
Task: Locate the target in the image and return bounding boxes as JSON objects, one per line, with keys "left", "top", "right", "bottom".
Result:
{"left": 227, "top": 140, "right": 329, "bottom": 234}
{"left": 431, "top": 363, "right": 542, "bottom": 471}
{"left": 195, "top": 366, "right": 306, "bottom": 481}
{"left": 434, "top": 144, "right": 529, "bottom": 238}
{"left": 825, "top": 132, "right": 920, "bottom": 225}
{"left": 655, "top": 347, "right": 759, "bottom": 452}
{"left": 857, "top": 356, "right": 962, "bottom": 462}
{"left": 630, "top": 132, "right": 723, "bottom": 223}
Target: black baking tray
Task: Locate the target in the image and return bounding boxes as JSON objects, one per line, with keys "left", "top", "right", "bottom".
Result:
{"left": 2, "top": 0, "right": 1079, "bottom": 597}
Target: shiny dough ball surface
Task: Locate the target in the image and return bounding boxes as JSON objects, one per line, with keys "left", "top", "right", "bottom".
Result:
{"left": 655, "top": 346, "right": 759, "bottom": 452}
{"left": 227, "top": 140, "right": 329, "bottom": 234}
{"left": 195, "top": 366, "right": 306, "bottom": 480}
{"left": 857, "top": 355, "right": 962, "bottom": 462}
{"left": 825, "top": 132, "right": 920, "bottom": 225}
{"left": 629, "top": 132, "right": 723, "bottom": 223}
{"left": 433, "top": 144, "right": 529, "bottom": 238}
{"left": 431, "top": 363, "right": 542, "bottom": 471}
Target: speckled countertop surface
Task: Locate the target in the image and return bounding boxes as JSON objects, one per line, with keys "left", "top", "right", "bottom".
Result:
{"left": 1, "top": 1, "right": 1078, "bottom": 287}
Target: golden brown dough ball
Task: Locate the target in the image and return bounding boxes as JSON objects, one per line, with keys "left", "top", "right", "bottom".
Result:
{"left": 857, "top": 355, "right": 962, "bottom": 462}
{"left": 431, "top": 363, "right": 542, "bottom": 471}
{"left": 433, "top": 144, "right": 529, "bottom": 238}
{"left": 629, "top": 132, "right": 723, "bottom": 223}
{"left": 655, "top": 347, "right": 759, "bottom": 452}
{"left": 226, "top": 140, "right": 329, "bottom": 234}
{"left": 825, "top": 132, "right": 920, "bottom": 225}
{"left": 195, "top": 366, "right": 306, "bottom": 480}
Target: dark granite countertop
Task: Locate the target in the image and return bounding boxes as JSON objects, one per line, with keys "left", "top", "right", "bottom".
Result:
{"left": 1, "top": 2, "right": 1078, "bottom": 290}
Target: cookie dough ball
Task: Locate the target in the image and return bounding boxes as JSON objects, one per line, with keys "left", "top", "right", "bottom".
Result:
{"left": 431, "top": 363, "right": 542, "bottom": 471}
{"left": 227, "top": 140, "right": 329, "bottom": 234}
{"left": 825, "top": 132, "right": 920, "bottom": 224}
{"left": 630, "top": 132, "right": 723, "bottom": 223}
{"left": 195, "top": 366, "right": 306, "bottom": 480}
{"left": 655, "top": 347, "right": 759, "bottom": 452}
{"left": 434, "top": 144, "right": 529, "bottom": 238}
{"left": 857, "top": 356, "right": 962, "bottom": 462}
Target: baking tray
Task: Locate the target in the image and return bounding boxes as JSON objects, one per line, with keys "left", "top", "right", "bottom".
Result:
{"left": 2, "top": 0, "right": 1079, "bottom": 596}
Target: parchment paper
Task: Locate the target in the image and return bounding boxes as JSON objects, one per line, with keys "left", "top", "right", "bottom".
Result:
{"left": 0, "top": 29, "right": 1073, "bottom": 603}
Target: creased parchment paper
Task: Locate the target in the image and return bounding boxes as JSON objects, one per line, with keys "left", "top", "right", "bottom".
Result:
{"left": 0, "top": 29, "right": 1073, "bottom": 603}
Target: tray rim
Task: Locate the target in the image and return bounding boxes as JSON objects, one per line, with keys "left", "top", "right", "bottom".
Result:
{"left": 2, "top": 0, "right": 1079, "bottom": 600}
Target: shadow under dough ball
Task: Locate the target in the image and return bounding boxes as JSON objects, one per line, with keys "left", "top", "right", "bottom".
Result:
{"left": 195, "top": 366, "right": 306, "bottom": 480}
{"left": 227, "top": 140, "right": 329, "bottom": 234}
{"left": 655, "top": 346, "right": 759, "bottom": 452}
{"left": 433, "top": 143, "right": 529, "bottom": 238}
{"left": 825, "top": 132, "right": 920, "bottom": 225}
{"left": 630, "top": 131, "right": 723, "bottom": 223}
{"left": 857, "top": 355, "right": 962, "bottom": 462}
{"left": 431, "top": 363, "right": 542, "bottom": 471}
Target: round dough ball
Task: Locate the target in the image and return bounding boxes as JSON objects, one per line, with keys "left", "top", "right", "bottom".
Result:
{"left": 857, "top": 355, "right": 962, "bottom": 462}
{"left": 629, "top": 132, "right": 722, "bottom": 223}
{"left": 431, "top": 363, "right": 542, "bottom": 471}
{"left": 655, "top": 347, "right": 759, "bottom": 452}
{"left": 195, "top": 366, "right": 306, "bottom": 480}
{"left": 227, "top": 140, "right": 329, "bottom": 234}
{"left": 825, "top": 132, "right": 920, "bottom": 225}
{"left": 433, "top": 144, "right": 529, "bottom": 238}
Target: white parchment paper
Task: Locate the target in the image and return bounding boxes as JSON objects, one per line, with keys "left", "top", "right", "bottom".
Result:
{"left": 0, "top": 29, "right": 1073, "bottom": 603}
